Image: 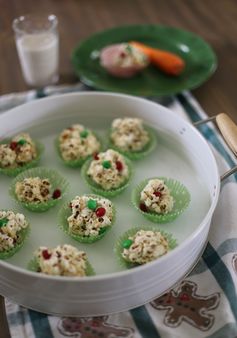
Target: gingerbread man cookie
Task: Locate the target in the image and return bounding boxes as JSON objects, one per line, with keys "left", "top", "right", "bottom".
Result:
{"left": 151, "top": 280, "right": 220, "bottom": 331}
{"left": 57, "top": 315, "right": 134, "bottom": 337}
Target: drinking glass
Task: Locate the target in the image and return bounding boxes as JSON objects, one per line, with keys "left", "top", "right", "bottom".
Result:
{"left": 12, "top": 14, "right": 59, "bottom": 87}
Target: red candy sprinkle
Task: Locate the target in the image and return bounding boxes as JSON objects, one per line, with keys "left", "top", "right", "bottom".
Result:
{"left": 52, "top": 189, "right": 61, "bottom": 199}
{"left": 116, "top": 160, "right": 123, "bottom": 171}
{"left": 154, "top": 191, "right": 162, "bottom": 197}
{"left": 180, "top": 293, "right": 190, "bottom": 301}
{"left": 96, "top": 207, "right": 106, "bottom": 217}
{"left": 93, "top": 152, "right": 99, "bottom": 160}
{"left": 42, "top": 249, "right": 51, "bottom": 260}
{"left": 10, "top": 141, "right": 18, "bottom": 150}
{"left": 91, "top": 320, "right": 100, "bottom": 327}
{"left": 139, "top": 202, "right": 148, "bottom": 212}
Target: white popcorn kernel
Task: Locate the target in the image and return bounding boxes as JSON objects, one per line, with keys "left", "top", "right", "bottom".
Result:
{"left": 67, "top": 195, "right": 113, "bottom": 237}
{"left": 35, "top": 244, "right": 88, "bottom": 277}
{"left": 140, "top": 179, "right": 174, "bottom": 214}
{"left": 122, "top": 230, "right": 169, "bottom": 264}
{"left": 0, "top": 210, "right": 28, "bottom": 252}
{"left": 87, "top": 149, "right": 128, "bottom": 190}
{"left": 59, "top": 124, "right": 100, "bottom": 161}
{"left": 111, "top": 117, "right": 149, "bottom": 152}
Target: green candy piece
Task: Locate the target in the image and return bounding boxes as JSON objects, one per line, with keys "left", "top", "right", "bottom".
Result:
{"left": 18, "top": 139, "right": 27, "bottom": 146}
{"left": 80, "top": 130, "right": 89, "bottom": 138}
{"left": 87, "top": 199, "right": 97, "bottom": 210}
{"left": 0, "top": 217, "right": 8, "bottom": 227}
{"left": 102, "top": 160, "right": 111, "bottom": 169}
{"left": 122, "top": 239, "right": 133, "bottom": 249}
{"left": 125, "top": 44, "right": 132, "bottom": 53}
{"left": 99, "top": 227, "right": 107, "bottom": 235}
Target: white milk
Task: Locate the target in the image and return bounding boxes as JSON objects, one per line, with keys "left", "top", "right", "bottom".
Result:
{"left": 16, "top": 32, "right": 59, "bottom": 86}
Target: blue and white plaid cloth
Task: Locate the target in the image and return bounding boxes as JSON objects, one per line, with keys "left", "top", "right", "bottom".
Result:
{"left": 2, "top": 84, "right": 237, "bottom": 338}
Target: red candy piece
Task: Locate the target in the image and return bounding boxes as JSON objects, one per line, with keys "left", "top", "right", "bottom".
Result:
{"left": 116, "top": 160, "right": 123, "bottom": 171}
{"left": 52, "top": 189, "right": 61, "bottom": 199}
{"left": 180, "top": 293, "right": 190, "bottom": 301}
{"left": 96, "top": 207, "right": 106, "bottom": 217}
{"left": 93, "top": 152, "right": 99, "bottom": 160}
{"left": 10, "top": 141, "right": 18, "bottom": 150}
{"left": 91, "top": 320, "right": 100, "bottom": 327}
{"left": 139, "top": 202, "right": 148, "bottom": 212}
{"left": 42, "top": 249, "right": 51, "bottom": 260}
{"left": 154, "top": 191, "right": 162, "bottom": 197}
{"left": 120, "top": 51, "right": 126, "bottom": 58}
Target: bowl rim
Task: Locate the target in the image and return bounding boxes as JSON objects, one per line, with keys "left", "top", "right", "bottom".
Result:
{"left": 0, "top": 91, "right": 220, "bottom": 282}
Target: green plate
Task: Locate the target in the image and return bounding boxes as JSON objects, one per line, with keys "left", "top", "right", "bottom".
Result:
{"left": 72, "top": 24, "right": 217, "bottom": 96}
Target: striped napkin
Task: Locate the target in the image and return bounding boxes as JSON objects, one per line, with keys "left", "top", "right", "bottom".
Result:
{"left": 1, "top": 85, "right": 237, "bottom": 338}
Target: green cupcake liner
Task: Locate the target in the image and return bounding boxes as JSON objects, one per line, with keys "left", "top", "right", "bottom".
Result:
{"left": 0, "top": 141, "right": 44, "bottom": 177}
{"left": 28, "top": 255, "right": 95, "bottom": 276}
{"left": 58, "top": 194, "right": 116, "bottom": 243}
{"left": 9, "top": 167, "right": 70, "bottom": 212}
{"left": 81, "top": 156, "right": 133, "bottom": 197}
{"left": 114, "top": 225, "right": 177, "bottom": 269}
{"left": 132, "top": 177, "right": 191, "bottom": 223}
{"left": 108, "top": 126, "right": 157, "bottom": 160}
{"left": 0, "top": 216, "right": 30, "bottom": 260}
{"left": 55, "top": 131, "right": 103, "bottom": 168}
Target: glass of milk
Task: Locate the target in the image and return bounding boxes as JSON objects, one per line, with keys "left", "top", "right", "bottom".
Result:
{"left": 12, "top": 14, "right": 59, "bottom": 87}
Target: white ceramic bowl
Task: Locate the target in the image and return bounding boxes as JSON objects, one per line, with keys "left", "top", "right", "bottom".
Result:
{"left": 0, "top": 92, "right": 220, "bottom": 316}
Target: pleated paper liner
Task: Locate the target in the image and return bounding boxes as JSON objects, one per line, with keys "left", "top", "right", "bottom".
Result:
{"left": 132, "top": 177, "right": 191, "bottom": 223}
{"left": 0, "top": 220, "right": 30, "bottom": 259}
{"left": 55, "top": 131, "right": 103, "bottom": 168}
{"left": 28, "top": 256, "right": 95, "bottom": 276}
{"left": 81, "top": 156, "right": 133, "bottom": 197}
{"left": 0, "top": 141, "right": 44, "bottom": 177}
{"left": 9, "top": 167, "right": 70, "bottom": 212}
{"left": 115, "top": 225, "right": 177, "bottom": 269}
{"left": 58, "top": 194, "right": 116, "bottom": 243}
{"left": 108, "top": 126, "right": 157, "bottom": 160}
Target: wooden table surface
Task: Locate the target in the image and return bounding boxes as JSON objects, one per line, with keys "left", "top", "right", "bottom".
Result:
{"left": 1, "top": 0, "right": 237, "bottom": 121}
{"left": 0, "top": 0, "right": 237, "bottom": 336}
